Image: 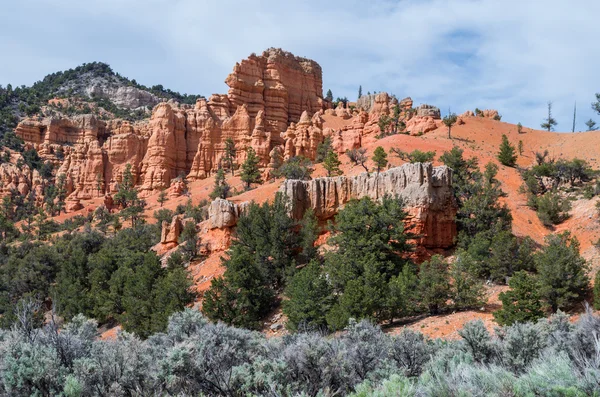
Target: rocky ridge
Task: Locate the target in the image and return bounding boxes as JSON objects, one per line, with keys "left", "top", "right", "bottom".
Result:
{"left": 278, "top": 163, "right": 457, "bottom": 248}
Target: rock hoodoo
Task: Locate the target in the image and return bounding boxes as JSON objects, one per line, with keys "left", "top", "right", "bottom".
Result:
{"left": 278, "top": 163, "right": 457, "bottom": 248}
{"left": 15, "top": 48, "right": 326, "bottom": 200}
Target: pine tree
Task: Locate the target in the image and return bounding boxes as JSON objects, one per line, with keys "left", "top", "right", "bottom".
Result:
{"left": 157, "top": 189, "right": 167, "bottom": 207}
{"left": 541, "top": 101, "right": 557, "bottom": 131}
{"left": 209, "top": 168, "right": 230, "bottom": 200}
{"left": 358, "top": 85, "right": 363, "bottom": 99}
{"left": 325, "top": 89, "right": 333, "bottom": 102}
{"left": 240, "top": 147, "right": 262, "bottom": 190}
{"left": 418, "top": 255, "right": 451, "bottom": 315}
{"left": 494, "top": 271, "right": 545, "bottom": 326}
{"left": 283, "top": 261, "right": 334, "bottom": 331}
{"left": 585, "top": 119, "right": 597, "bottom": 131}
{"left": 594, "top": 270, "right": 600, "bottom": 310}
{"left": 517, "top": 122, "right": 523, "bottom": 134}
{"left": 223, "top": 138, "right": 236, "bottom": 176}
{"left": 372, "top": 146, "right": 388, "bottom": 173}
{"left": 518, "top": 140, "right": 523, "bottom": 155}
{"left": 497, "top": 134, "right": 517, "bottom": 167}
{"left": 323, "top": 150, "right": 342, "bottom": 177}
{"left": 443, "top": 113, "right": 458, "bottom": 139}
{"left": 536, "top": 232, "right": 590, "bottom": 312}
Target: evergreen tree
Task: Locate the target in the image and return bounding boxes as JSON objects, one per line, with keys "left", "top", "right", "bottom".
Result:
{"left": 325, "top": 89, "right": 333, "bottom": 102}
{"left": 223, "top": 138, "right": 237, "bottom": 176}
{"left": 209, "top": 168, "right": 230, "bottom": 200}
{"left": 377, "top": 115, "right": 392, "bottom": 137}
{"left": 418, "top": 255, "right": 451, "bottom": 315}
{"left": 541, "top": 101, "right": 557, "bottom": 131}
{"left": 518, "top": 140, "right": 523, "bottom": 155}
{"left": 594, "top": 270, "right": 600, "bottom": 310}
{"left": 372, "top": 146, "right": 388, "bottom": 173}
{"left": 517, "top": 122, "right": 523, "bottom": 134}
{"left": 203, "top": 194, "right": 315, "bottom": 329}
{"left": 535, "top": 232, "right": 590, "bottom": 312}
{"left": 497, "top": 134, "right": 517, "bottom": 167}
{"left": 240, "top": 147, "right": 262, "bottom": 190}
{"left": 585, "top": 119, "right": 597, "bottom": 131}
{"left": 494, "top": 271, "right": 545, "bottom": 326}
{"left": 157, "top": 189, "right": 167, "bottom": 207}
{"left": 315, "top": 137, "right": 333, "bottom": 163}
{"left": 592, "top": 93, "right": 600, "bottom": 115}
{"left": 450, "top": 256, "right": 487, "bottom": 310}
{"left": 443, "top": 113, "right": 458, "bottom": 139}
{"left": 358, "top": 85, "right": 363, "bottom": 99}
{"left": 178, "top": 221, "right": 199, "bottom": 261}
{"left": 324, "top": 196, "right": 414, "bottom": 328}
{"left": 114, "top": 169, "right": 146, "bottom": 228}
{"left": 283, "top": 261, "right": 334, "bottom": 331}
{"left": 323, "top": 150, "right": 342, "bottom": 177}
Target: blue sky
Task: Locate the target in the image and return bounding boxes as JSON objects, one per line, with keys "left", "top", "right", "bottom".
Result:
{"left": 2, "top": 0, "right": 599, "bottom": 132}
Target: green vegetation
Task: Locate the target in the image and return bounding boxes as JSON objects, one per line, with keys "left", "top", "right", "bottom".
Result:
{"left": 391, "top": 148, "right": 436, "bottom": 163}
{"left": 240, "top": 147, "right": 262, "bottom": 189}
{"left": 4, "top": 304, "right": 600, "bottom": 396}
{"left": 497, "top": 134, "right": 517, "bottom": 167}
{"left": 442, "top": 113, "right": 458, "bottom": 139}
{"left": 494, "top": 271, "right": 545, "bottom": 325}
{"left": 277, "top": 156, "right": 313, "bottom": 180}
{"left": 315, "top": 136, "right": 333, "bottom": 162}
{"left": 323, "top": 149, "right": 342, "bottom": 176}
{"left": 203, "top": 194, "right": 317, "bottom": 329}
{"left": 209, "top": 168, "right": 231, "bottom": 200}
{"left": 223, "top": 137, "right": 237, "bottom": 175}
{"left": 372, "top": 146, "right": 388, "bottom": 172}
{"left": 0, "top": 225, "right": 194, "bottom": 337}
{"left": 541, "top": 101, "right": 557, "bottom": 131}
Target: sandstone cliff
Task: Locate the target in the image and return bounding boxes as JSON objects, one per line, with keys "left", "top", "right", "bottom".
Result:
{"left": 278, "top": 163, "right": 457, "bottom": 248}
{"left": 15, "top": 48, "right": 326, "bottom": 200}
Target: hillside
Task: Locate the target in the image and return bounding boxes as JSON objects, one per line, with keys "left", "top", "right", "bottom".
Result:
{"left": 1, "top": 48, "right": 600, "bottom": 344}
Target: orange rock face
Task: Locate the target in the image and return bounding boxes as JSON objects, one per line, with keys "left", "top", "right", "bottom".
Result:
{"left": 225, "top": 48, "right": 324, "bottom": 143}
{"left": 15, "top": 48, "right": 326, "bottom": 200}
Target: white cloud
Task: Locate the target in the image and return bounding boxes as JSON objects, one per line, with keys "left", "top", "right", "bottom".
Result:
{"left": 2, "top": 0, "right": 600, "bottom": 131}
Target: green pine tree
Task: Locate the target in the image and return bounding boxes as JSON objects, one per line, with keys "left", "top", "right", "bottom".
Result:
{"left": 223, "top": 138, "right": 237, "bottom": 176}
{"left": 418, "top": 255, "right": 451, "bottom": 315}
{"left": 283, "top": 261, "right": 334, "bottom": 331}
{"left": 594, "top": 270, "right": 600, "bottom": 310}
{"left": 497, "top": 134, "right": 517, "bottom": 167}
{"left": 535, "top": 232, "right": 590, "bottom": 312}
{"left": 323, "top": 150, "right": 342, "bottom": 177}
{"left": 494, "top": 271, "right": 545, "bottom": 326}
{"left": 372, "top": 146, "right": 388, "bottom": 173}
{"left": 209, "top": 168, "right": 230, "bottom": 200}
{"left": 240, "top": 147, "right": 262, "bottom": 190}
{"left": 443, "top": 113, "right": 458, "bottom": 139}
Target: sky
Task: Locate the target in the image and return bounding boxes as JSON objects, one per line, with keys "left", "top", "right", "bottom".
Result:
{"left": 1, "top": 0, "right": 599, "bottom": 132}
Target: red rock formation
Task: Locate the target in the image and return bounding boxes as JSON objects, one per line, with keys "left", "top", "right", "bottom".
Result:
{"left": 278, "top": 163, "right": 457, "bottom": 248}
{"left": 15, "top": 49, "right": 326, "bottom": 198}
{"left": 225, "top": 48, "right": 324, "bottom": 142}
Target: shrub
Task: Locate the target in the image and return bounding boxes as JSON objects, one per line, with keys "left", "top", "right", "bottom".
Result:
{"left": 390, "top": 148, "right": 435, "bottom": 163}
{"left": 278, "top": 156, "right": 313, "bottom": 180}
{"left": 535, "top": 191, "right": 571, "bottom": 226}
